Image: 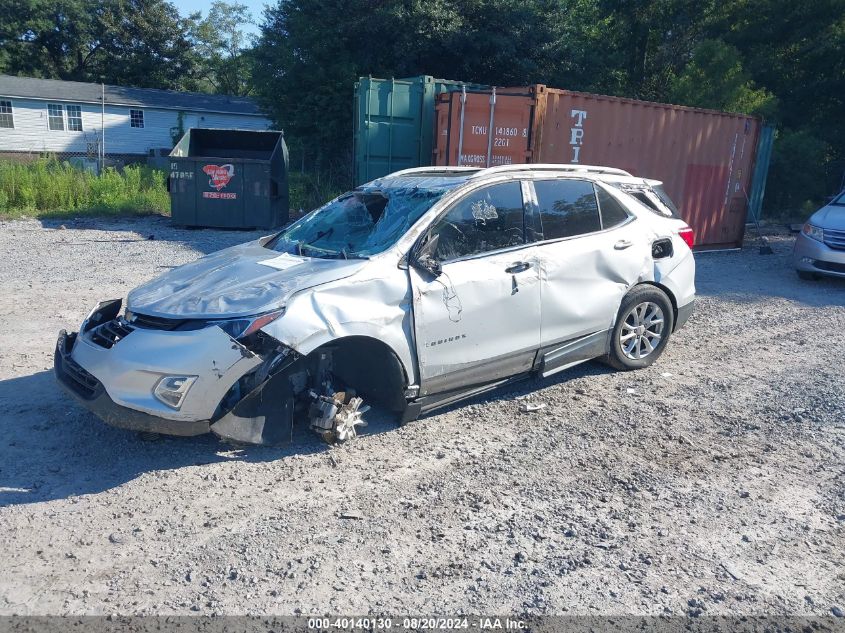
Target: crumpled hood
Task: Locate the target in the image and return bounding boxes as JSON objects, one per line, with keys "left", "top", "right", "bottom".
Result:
{"left": 127, "top": 241, "right": 367, "bottom": 318}
{"left": 811, "top": 204, "right": 845, "bottom": 231}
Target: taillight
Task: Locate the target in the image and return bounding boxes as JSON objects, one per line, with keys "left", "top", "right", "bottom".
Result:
{"left": 678, "top": 227, "right": 695, "bottom": 249}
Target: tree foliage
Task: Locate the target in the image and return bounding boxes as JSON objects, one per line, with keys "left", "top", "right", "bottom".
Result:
{"left": 190, "top": 1, "right": 255, "bottom": 96}
{"left": 251, "top": 0, "right": 845, "bottom": 211}
{"left": 1, "top": 0, "right": 843, "bottom": 212}
{"left": 668, "top": 40, "right": 778, "bottom": 118}
{"left": 0, "top": 0, "right": 197, "bottom": 89}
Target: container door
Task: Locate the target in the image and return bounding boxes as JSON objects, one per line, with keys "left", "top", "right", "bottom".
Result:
{"left": 410, "top": 181, "right": 541, "bottom": 396}
{"left": 681, "top": 164, "right": 729, "bottom": 247}
{"left": 195, "top": 160, "right": 245, "bottom": 228}
{"left": 434, "top": 90, "right": 534, "bottom": 168}
{"left": 747, "top": 125, "right": 774, "bottom": 223}
{"left": 354, "top": 77, "right": 428, "bottom": 185}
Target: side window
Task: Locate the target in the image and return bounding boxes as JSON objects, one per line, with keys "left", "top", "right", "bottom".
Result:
{"left": 430, "top": 181, "right": 525, "bottom": 261}
{"left": 535, "top": 179, "right": 600, "bottom": 239}
{"left": 66, "top": 105, "right": 83, "bottom": 132}
{"left": 0, "top": 100, "right": 13, "bottom": 128}
{"left": 596, "top": 186, "right": 630, "bottom": 228}
{"left": 130, "top": 109, "right": 145, "bottom": 129}
{"left": 47, "top": 103, "right": 64, "bottom": 131}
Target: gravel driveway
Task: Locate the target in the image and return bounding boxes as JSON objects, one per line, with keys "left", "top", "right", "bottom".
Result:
{"left": 0, "top": 217, "right": 843, "bottom": 618}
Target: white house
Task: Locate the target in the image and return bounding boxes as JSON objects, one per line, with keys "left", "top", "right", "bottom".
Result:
{"left": 0, "top": 75, "right": 271, "bottom": 160}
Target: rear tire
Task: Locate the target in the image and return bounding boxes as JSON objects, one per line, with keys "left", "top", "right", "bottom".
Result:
{"left": 797, "top": 270, "right": 819, "bottom": 281}
{"left": 605, "top": 285, "right": 674, "bottom": 371}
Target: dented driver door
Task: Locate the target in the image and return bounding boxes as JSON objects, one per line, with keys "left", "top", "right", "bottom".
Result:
{"left": 410, "top": 181, "right": 541, "bottom": 396}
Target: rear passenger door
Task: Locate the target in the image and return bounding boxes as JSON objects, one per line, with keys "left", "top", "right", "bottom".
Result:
{"left": 529, "top": 179, "right": 650, "bottom": 355}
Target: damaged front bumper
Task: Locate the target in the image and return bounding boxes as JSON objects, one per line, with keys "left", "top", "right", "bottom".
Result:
{"left": 54, "top": 301, "right": 299, "bottom": 444}
{"left": 55, "top": 330, "right": 213, "bottom": 436}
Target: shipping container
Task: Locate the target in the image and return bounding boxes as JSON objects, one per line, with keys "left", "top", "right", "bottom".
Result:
{"left": 433, "top": 86, "right": 536, "bottom": 168}
{"left": 353, "top": 76, "right": 488, "bottom": 185}
{"left": 434, "top": 84, "right": 770, "bottom": 249}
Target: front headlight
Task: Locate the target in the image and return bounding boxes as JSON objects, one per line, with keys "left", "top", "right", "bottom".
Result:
{"left": 153, "top": 375, "right": 197, "bottom": 409}
{"left": 802, "top": 223, "right": 824, "bottom": 242}
{"left": 213, "top": 309, "right": 285, "bottom": 339}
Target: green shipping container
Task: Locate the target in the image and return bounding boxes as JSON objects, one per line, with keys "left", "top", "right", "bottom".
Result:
{"left": 168, "top": 128, "right": 289, "bottom": 229}
{"left": 747, "top": 125, "right": 775, "bottom": 223}
{"left": 353, "top": 75, "right": 488, "bottom": 185}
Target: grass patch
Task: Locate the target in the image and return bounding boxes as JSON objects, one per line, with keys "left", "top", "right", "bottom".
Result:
{"left": 0, "top": 158, "right": 347, "bottom": 222}
{"left": 288, "top": 171, "right": 345, "bottom": 218}
{"left": 0, "top": 159, "right": 170, "bottom": 220}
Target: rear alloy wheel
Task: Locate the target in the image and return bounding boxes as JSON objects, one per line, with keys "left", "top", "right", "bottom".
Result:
{"left": 606, "top": 286, "right": 674, "bottom": 370}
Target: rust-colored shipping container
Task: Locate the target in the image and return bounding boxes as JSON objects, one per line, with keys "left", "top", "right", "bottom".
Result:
{"left": 434, "top": 84, "right": 763, "bottom": 249}
{"left": 433, "top": 87, "right": 535, "bottom": 168}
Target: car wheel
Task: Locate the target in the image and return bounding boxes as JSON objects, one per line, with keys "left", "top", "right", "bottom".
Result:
{"left": 797, "top": 270, "right": 819, "bottom": 281}
{"left": 606, "top": 285, "right": 674, "bottom": 371}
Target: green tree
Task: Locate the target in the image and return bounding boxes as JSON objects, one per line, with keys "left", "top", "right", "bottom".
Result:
{"left": 251, "top": 0, "right": 564, "bottom": 168}
{"left": 0, "top": 0, "right": 197, "bottom": 90}
{"left": 668, "top": 39, "right": 778, "bottom": 117}
{"left": 190, "top": 1, "right": 255, "bottom": 95}
{"left": 97, "top": 0, "right": 196, "bottom": 89}
{"left": 710, "top": 0, "right": 845, "bottom": 212}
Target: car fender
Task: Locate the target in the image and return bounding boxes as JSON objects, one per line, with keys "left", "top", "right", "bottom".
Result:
{"left": 259, "top": 265, "right": 419, "bottom": 386}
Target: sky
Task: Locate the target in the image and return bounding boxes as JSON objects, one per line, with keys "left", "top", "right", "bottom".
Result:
{"left": 171, "top": 0, "right": 267, "bottom": 38}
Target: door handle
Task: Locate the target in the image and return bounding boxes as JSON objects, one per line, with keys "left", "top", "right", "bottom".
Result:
{"left": 614, "top": 240, "right": 633, "bottom": 250}
{"left": 505, "top": 261, "right": 531, "bottom": 274}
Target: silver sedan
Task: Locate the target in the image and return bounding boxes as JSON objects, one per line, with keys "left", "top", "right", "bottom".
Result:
{"left": 794, "top": 190, "right": 845, "bottom": 280}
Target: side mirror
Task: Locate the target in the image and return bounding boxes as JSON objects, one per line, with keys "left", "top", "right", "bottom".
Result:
{"left": 410, "top": 233, "right": 442, "bottom": 277}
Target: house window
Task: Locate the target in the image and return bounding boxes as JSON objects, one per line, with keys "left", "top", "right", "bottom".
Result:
{"left": 0, "top": 101, "right": 13, "bottom": 128}
{"left": 130, "top": 109, "right": 144, "bottom": 128}
{"left": 66, "top": 105, "right": 83, "bottom": 132}
{"left": 47, "top": 103, "right": 65, "bottom": 131}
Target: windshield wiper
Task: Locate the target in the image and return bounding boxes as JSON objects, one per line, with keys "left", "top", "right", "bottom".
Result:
{"left": 295, "top": 227, "right": 335, "bottom": 258}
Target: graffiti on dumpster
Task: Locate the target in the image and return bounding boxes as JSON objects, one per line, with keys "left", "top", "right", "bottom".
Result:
{"left": 201, "top": 164, "right": 237, "bottom": 200}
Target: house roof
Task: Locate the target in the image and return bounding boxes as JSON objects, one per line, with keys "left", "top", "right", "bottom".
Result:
{"left": 0, "top": 75, "right": 265, "bottom": 117}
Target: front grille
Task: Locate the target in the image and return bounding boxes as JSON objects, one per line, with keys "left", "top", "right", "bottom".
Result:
{"left": 823, "top": 228, "right": 845, "bottom": 251}
{"left": 61, "top": 354, "right": 100, "bottom": 399}
{"left": 89, "top": 318, "right": 134, "bottom": 349}
{"left": 130, "top": 312, "right": 187, "bottom": 330}
{"left": 813, "top": 260, "right": 845, "bottom": 274}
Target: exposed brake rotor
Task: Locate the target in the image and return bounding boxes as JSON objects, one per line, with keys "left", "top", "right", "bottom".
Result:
{"left": 308, "top": 390, "right": 369, "bottom": 444}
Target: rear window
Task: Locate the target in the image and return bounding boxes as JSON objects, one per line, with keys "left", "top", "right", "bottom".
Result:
{"left": 610, "top": 183, "right": 681, "bottom": 219}
{"left": 653, "top": 185, "right": 681, "bottom": 217}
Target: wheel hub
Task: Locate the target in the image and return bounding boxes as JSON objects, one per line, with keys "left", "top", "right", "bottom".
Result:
{"left": 620, "top": 301, "right": 665, "bottom": 361}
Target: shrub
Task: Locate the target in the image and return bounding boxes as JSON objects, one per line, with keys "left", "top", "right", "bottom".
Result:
{"left": 0, "top": 158, "right": 170, "bottom": 218}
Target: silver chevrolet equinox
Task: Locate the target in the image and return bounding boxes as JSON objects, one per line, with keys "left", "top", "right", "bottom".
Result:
{"left": 55, "top": 164, "right": 696, "bottom": 445}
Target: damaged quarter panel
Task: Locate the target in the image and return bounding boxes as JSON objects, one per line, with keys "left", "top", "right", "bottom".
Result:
{"left": 71, "top": 325, "right": 261, "bottom": 421}
{"left": 259, "top": 261, "right": 419, "bottom": 387}
{"left": 621, "top": 192, "right": 697, "bottom": 310}
{"left": 654, "top": 241, "right": 696, "bottom": 309}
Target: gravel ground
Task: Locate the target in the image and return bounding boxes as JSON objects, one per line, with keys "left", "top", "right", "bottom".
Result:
{"left": 0, "top": 217, "right": 843, "bottom": 618}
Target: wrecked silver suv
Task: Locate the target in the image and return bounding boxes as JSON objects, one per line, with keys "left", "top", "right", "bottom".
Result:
{"left": 55, "top": 165, "right": 696, "bottom": 445}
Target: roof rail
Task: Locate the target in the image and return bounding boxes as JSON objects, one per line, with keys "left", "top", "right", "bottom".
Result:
{"left": 471, "top": 164, "right": 633, "bottom": 178}
{"left": 378, "top": 166, "right": 480, "bottom": 178}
